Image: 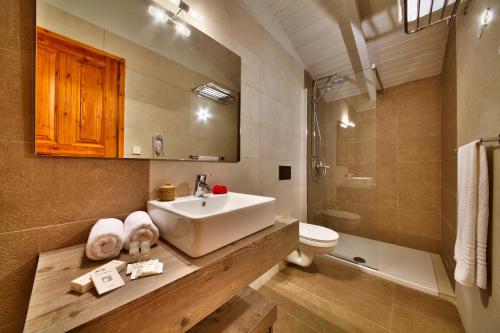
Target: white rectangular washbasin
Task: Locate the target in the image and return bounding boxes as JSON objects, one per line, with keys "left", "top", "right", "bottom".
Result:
{"left": 147, "top": 192, "right": 276, "bottom": 257}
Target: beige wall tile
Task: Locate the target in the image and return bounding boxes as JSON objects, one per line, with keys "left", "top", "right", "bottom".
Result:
{"left": 36, "top": 1, "right": 105, "bottom": 50}
{"left": 261, "top": 93, "right": 301, "bottom": 136}
{"left": 376, "top": 185, "right": 398, "bottom": 208}
{"left": 398, "top": 209, "right": 441, "bottom": 240}
{"left": 376, "top": 116, "right": 397, "bottom": 140}
{"left": 376, "top": 162, "right": 397, "bottom": 186}
{"left": 0, "top": 141, "right": 149, "bottom": 233}
{"left": 0, "top": 48, "right": 33, "bottom": 109}
{"left": 104, "top": 31, "right": 190, "bottom": 90}
{"left": 240, "top": 82, "right": 261, "bottom": 124}
{"left": 125, "top": 69, "right": 191, "bottom": 113}
{"left": 398, "top": 135, "right": 441, "bottom": 161}
{"left": 260, "top": 127, "right": 301, "bottom": 162}
{"left": 398, "top": 185, "right": 441, "bottom": 212}
{"left": 397, "top": 161, "right": 441, "bottom": 187}
{"left": 442, "top": 158, "right": 457, "bottom": 193}
{"left": 376, "top": 140, "right": 398, "bottom": 162}
{"left": 241, "top": 55, "right": 261, "bottom": 90}
{"left": 398, "top": 105, "right": 442, "bottom": 139}
{"left": 240, "top": 121, "right": 260, "bottom": 159}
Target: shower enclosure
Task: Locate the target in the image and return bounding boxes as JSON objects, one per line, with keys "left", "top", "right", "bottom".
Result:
{"left": 307, "top": 68, "right": 380, "bottom": 269}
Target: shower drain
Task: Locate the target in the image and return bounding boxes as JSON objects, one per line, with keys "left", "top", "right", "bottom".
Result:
{"left": 353, "top": 257, "right": 366, "bottom": 264}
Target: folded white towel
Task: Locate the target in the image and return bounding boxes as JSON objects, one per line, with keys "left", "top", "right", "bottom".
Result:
{"left": 454, "top": 141, "right": 489, "bottom": 289}
{"left": 85, "top": 218, "right": 125, "bottom": 261}
{"left": 123, "top": 211, "right": 159, "bottom": 250}
{"left": 476, "top": 144, "right": 489, "bottom": 289}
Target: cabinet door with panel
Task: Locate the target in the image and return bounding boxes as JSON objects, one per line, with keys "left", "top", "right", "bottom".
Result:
{"left": 35, "top": 28, "right": 125, "bottom": 157}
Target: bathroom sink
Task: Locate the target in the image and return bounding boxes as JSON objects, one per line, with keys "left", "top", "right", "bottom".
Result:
{"left": 147, "top": 192, "right": 275, "bottom": 257}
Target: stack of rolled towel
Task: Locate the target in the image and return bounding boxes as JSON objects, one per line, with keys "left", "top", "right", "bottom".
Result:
{"left": 123, "top": 211, "right": 159, "bottom": 250}
{"left": 85, "top": 211, "right": 159, "bottom": 261}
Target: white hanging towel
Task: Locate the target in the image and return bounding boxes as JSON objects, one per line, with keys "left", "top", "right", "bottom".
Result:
{"left": 454, "top": 141, "right": 489, "bottom": 289}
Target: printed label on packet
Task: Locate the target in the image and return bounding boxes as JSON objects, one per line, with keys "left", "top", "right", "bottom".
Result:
{"left": 127, "top": 259, "right": 163, "bottom": 280}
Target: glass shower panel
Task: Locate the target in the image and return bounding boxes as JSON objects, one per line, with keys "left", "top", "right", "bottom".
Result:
{"left": 307, "top": 68, "right": 379, "bottom": 269}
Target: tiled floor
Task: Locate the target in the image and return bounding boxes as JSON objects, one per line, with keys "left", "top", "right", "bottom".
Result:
{"left": 259, "top": 256, "right": 464, "bottom": 332}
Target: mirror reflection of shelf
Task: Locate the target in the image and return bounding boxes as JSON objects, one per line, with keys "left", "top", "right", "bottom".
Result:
{"left": 337, "top": 176, "right": 376, "bottom": 189}
{"left": 189, "top": 155, "right": 224, "bottom": 161}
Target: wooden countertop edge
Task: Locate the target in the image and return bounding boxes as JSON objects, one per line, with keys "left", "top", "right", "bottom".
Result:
{"left": 24, "top": 217, "right": 299, "bottom": 333}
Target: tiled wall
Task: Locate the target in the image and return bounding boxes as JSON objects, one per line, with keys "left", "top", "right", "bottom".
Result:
{"left": 307, "top": 80, "right": 442, "bottom": 253}
{"left": 307, "top": 96, "right": 334, "bottom": 225}
{"left": 440, "top": 22, "right": 457, "bottom": 286}
{"left": 333, "top": 98, "right": 378, "bottom": 239}
{"left": 454, "top": 0, "right": 500, "bottom": 331}
{"left": 0, "top": 1, "right": 150, "bottom": 331}
{"left": 149, "top": 0, "right": 306, "bottom": 220}
{"left": 375, "top": 77, "right": 442, "bottom": 252}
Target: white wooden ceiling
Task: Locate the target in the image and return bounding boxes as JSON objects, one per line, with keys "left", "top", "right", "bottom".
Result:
{"left": 358, "top": 0, "right": 449, "bottom": 88}
{"left": 265, "top": 0, "right": 449, "bottom": 92}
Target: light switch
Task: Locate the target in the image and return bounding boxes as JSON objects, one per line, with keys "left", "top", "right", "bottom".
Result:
{"left": 132, "top": 145, "right": 142, "bottom": 155}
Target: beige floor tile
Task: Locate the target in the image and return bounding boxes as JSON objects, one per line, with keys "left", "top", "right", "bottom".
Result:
{"left": 391, "top": 285, "right": 463, "bottom": 332}
{"left": 261, "top": 258, "right": 464, "bottom": 333}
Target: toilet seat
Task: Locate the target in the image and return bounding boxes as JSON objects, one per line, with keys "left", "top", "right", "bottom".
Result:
{"left": 299, "top": 222, "right": 338, "bottom": 248}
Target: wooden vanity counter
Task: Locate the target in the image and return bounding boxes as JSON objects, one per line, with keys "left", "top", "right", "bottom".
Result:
{"left": 24, "top": 217, "right": 298, "bottom": 333}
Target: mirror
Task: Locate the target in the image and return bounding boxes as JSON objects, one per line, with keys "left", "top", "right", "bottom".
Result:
{"left": 35, "top": 0, "right": 241, "bottom": 161}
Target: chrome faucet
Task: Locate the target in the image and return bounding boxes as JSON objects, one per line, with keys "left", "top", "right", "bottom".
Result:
{"left": 194, "top": 174, "right": 211, "bottom": 197}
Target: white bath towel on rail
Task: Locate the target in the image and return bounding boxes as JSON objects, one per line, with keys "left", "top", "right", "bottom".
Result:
{"left": 454, "top": 141, "right": 489, "bottom": 289}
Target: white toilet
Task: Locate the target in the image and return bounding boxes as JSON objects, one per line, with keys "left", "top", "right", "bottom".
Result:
{"left": 287, "top": 222, "right": 339, "bottom": 267}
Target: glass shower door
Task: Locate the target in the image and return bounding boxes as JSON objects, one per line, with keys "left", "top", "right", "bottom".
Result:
{"left": 307, "top": 68, "right": 379, "bottom": 270}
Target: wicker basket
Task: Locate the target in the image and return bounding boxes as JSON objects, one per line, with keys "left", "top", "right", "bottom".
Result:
{"left": 159, "top": 183, "right": 176, "bottom": 201}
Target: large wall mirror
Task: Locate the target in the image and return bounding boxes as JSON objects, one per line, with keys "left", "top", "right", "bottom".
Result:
{"left": 35, "top": 0, "right": 241, "bottom": 161}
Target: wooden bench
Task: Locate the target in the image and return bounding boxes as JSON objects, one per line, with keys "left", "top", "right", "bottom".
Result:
{"left": 188, "top": 287, "right": 277, "bottom": 333}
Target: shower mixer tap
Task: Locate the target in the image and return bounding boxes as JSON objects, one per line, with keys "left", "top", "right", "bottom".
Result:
{"left": 311, "top": 156, "right": 330, "bottom": 178}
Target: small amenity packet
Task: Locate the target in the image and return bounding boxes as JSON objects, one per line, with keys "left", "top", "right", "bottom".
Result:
{"left": 126, "top": 259, "right": 163, "bottom": 280}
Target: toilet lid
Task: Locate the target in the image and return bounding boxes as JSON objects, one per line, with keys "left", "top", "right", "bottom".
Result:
{"left": 299, "top": 222, "right": 338, "bottom": 243}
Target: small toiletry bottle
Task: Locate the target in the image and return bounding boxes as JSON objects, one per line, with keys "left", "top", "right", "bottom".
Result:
{"left": 129, "top": 241, "right": 140, "bottom": 263}
{"left": 140, "top": 240, "right": 151, "bottom": 261}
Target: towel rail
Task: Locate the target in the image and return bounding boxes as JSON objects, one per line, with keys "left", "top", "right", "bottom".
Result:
{"left": 403, "top": 0, "right": 468, "bottom": 34}
{"left": 478, "top": 134, "right": 500, "bottom": 143}
{"left": 454, "top": 133, "right": 500, "bottom": 151}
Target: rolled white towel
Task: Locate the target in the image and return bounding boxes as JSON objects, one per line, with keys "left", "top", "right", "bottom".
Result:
{"left": 85, "top": 218, "right": 125, "bottom": 261}
{"left": 123, "top": 211, "right": 159, "bottom": 250}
